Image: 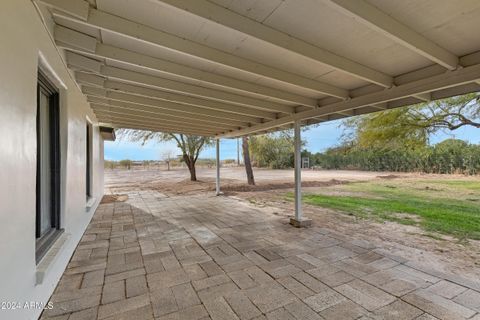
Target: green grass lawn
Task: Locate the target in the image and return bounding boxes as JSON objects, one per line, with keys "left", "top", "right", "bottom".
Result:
{"left": 289, "top": 179, "right": 480, "bottom": 240}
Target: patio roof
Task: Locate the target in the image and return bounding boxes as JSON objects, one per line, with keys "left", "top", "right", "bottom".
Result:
{"left": 36, "top": 0, "right": 480, "bottom": 137}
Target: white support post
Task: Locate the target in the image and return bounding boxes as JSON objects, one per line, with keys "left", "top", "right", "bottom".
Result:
{"left": 290, "top": 121, "right": 312, "bottom": 227}
{"left": 294, "top": 121, "right": 302, "bottom": 220}
{"left": 216, "top": 138, "right": 221, "bottom": 196}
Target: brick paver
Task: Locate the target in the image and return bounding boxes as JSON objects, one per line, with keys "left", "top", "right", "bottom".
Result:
{"left": 40, "top": 191, "right": 480, "bottom": 319}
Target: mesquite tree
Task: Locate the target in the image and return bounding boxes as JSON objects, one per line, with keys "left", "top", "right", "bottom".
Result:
{"left": 119, "top": 129, "right": 212, "bottom": 181}
{"left": 342, "top": 93, "right": 480, "bottom": 149}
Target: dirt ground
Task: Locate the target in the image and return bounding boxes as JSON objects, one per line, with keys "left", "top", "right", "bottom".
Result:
{"left": 105, "top": 167, "right": 480, "bottom": 282}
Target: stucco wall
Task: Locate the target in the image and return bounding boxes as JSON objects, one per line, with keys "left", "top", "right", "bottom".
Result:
{"left": 0, "top": 1, "right": 104, "bottom": 319}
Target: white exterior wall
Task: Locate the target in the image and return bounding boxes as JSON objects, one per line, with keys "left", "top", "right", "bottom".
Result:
{"left": 0, "top": 1, "right": 104, "bottom": 319}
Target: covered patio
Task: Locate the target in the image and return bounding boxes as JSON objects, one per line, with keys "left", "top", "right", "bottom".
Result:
{"left": 26, "top": 0, "right": 480, "bottom": 318}
{"left": 40, "top": 184, "right": 480, "bottom": 319}
{"left": 34, "top": 0, "right": 480, "bottom": 228}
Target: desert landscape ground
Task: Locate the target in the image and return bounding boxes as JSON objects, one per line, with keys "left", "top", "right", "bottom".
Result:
{"left": 105, "top": 167, "right": 480, "bottom": 282}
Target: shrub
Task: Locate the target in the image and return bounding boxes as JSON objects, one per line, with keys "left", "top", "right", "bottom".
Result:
{"left": 119, "top": 159, "right": 132, "bottom": 170}
{"left": 314, "top": 139, "right": 480, "bottom": 175}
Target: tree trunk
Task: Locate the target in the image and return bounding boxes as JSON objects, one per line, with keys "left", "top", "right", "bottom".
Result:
{"left": 167, "top": 161, "right": 170, "bottom": 171}
{"left": 188, "top": 164, "right": 197, "bottom": 181}
{"left": 242, "top": 136, "right": 255, "bottom": 185}
{"left": 183, "top": 154, "right": 197, "bottom": 181}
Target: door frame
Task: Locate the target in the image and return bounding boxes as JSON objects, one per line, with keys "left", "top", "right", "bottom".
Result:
{"left": 35, "top": 70, "right": 63, "bottom": 263}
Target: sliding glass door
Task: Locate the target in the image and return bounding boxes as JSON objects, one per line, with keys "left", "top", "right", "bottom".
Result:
{"left": 36, "top": 71, "right": 61, "bottom": 263}
{"left": 86, "top": 123, "right": 92, "bottom": 199}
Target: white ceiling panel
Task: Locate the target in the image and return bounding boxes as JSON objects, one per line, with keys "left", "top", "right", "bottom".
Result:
{"left": 97, "top": 0, "right": 206, "bottom": 40}
{"left": 261, "top": 0, "right": 432, "bottom": 74}
{"left": 100, "top": 30, "right": 222, "bottom": 74}
{"left": 37, "top": 0, "right": 480, "bottom": 137}
{"left": 231, "top": 36, "right": 336, "bottom": 81}
{"left": 367, "top": 0, "right": 480, "bottom": 57}
{"left": 315, "top": 70, "right": 369, "bottom": 91}
{"left": 210, "top": 0, "right": 286, "bottom": 22}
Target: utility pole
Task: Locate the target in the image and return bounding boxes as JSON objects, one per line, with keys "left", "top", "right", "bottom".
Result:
{"left": 216, "top": 139, "right": 221, "bottom": 195}
{"left": 237, "top": 138, "right": 240, "bottom": 165}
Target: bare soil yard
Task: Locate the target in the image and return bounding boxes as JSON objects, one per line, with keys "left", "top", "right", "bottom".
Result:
{"left": 105, "top": 167, "right": 480, "bottom": 282}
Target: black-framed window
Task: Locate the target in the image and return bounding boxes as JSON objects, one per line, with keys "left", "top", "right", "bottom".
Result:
{"left": 86, "top": 122, "right": 92, "bottom": 199}
{"left": 36, "top": 70, "right": 62, "bottom": 263}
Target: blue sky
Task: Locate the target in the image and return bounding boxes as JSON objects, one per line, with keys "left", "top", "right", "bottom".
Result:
{"left": 105, "top": 120, "right": 479, "bottom": 161}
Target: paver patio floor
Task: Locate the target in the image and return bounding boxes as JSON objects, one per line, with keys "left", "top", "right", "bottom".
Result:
{"left": 41, "top": 190, "right": 480, "bottom": 320}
